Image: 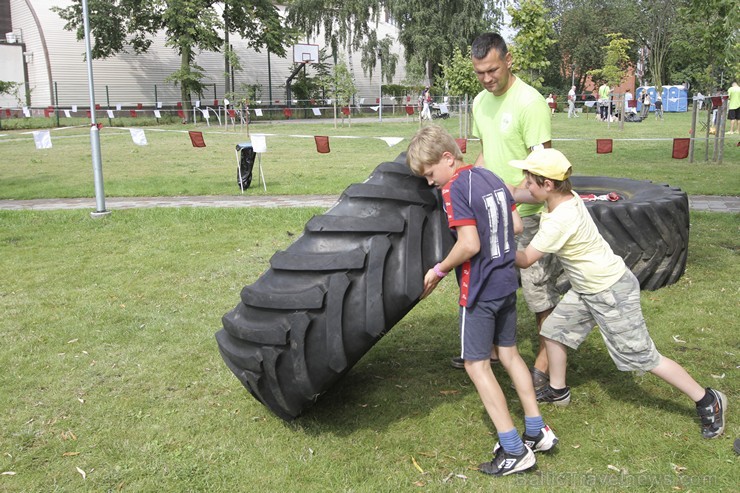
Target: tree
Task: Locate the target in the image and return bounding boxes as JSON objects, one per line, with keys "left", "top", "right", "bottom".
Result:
{"left": 286, "top": 0, "right": 379, "bottom": 90}
{"left": 322, "top": 61, "right": 357, "bottom": 127}
{"left": 668, "top": 0, "right": 739, "bottom": 93}
{"left": 360, "top": 32, "right": 400, "bottom": 84}
{"left": 53, "top": 0, "right": 294, "bottom": 121}
{"left": 440, "top": 47, "right": 480, "bottom": 98}
{"left": 389, "top": 0, "right": 502, "bottom": 86}
{"left": 553, "top": 0, "right": 640, "bottom": 91}
{"left": 635, "top": 0, "right": 682, "bottom": 91}
{"left": 507, "top": 0, "right": 556, "bottom": 89}
{"left": 587, "top": 33, "right": 633, "bottom": 88}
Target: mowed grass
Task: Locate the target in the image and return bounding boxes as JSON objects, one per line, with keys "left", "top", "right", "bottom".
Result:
{"left": 0, "top": 111, "right": 737, "bottom": 200}
{"left": 0, "top": 208, "right": 738, "bottom": 492}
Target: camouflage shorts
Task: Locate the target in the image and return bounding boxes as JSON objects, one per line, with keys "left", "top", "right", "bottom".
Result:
{"left": 541, "top": 269, "right": 662, "bottom": 372}
{"left": 518, "top": 214, "right": 562, "bottom": 314}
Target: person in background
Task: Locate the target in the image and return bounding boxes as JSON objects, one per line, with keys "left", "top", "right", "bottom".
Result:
{"left": 654, "top": 95, "right": 663, "bottom": 120}
{"left": 727, "top": 82, "right": 740, "bottom": 134}
{"left": 567, "top": 86, "right": 578, "bottom": 118}
{"left": 598, "top": 82, "right": 610, "bottom": 121}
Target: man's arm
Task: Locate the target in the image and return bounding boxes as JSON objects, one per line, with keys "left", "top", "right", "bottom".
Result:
{"left": 515, "top": 244, "right": 545, "bottom": 269}
{"left": 421, "top": 225, "right": 480, "bottom": 299}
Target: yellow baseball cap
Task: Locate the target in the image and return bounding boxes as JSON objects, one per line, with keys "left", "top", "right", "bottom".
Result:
{"left": 509, "top": 148, "right": 573, "bottom": 181}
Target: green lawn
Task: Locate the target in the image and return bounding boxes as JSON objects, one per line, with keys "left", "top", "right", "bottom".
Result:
{"left": 0, "top": 111, "right": 737, "bottom": 200}
{"left": 0, "top": 208, "right": 737, "bottom": 492}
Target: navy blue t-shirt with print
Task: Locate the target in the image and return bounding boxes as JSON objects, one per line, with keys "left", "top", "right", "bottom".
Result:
{"left": 441, "top": 165, "right": 518, "bottom": 307}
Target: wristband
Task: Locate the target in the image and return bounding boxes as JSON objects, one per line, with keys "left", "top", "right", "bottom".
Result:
{"left": 433, "top": 263, "right": 448, "bottom": 278}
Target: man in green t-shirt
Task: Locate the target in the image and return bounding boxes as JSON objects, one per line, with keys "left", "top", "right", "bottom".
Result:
{"left": 598, "top": 82, "right": 611, "bottom": 121}
{"left": 728, "top": 82, "right": 740, "bottom": 134}
{"left": 460, "top": 32, "right": 559, "bottom": 391}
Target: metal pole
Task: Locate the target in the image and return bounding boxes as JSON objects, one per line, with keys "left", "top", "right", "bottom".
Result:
{"left": 689, "top": 96, "right": 697, "bottom": 163}
{"left": 105, "top": 85, "right": 112, "bottom": 126}
{"left": 82, "top": 0, "right": 108, "bottom": 216}
{"left": 378, "top": 50, "right": 382, "bottom": 123}
{"left": 54, "top": 81, "right": 60, "bottom": 127}
{"left": 268, "top": 49, "right": 273, "bottom": 107}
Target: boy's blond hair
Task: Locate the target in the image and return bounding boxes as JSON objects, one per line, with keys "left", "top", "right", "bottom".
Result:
{"left": 406, "top": 125, "right": 463, "bottom": 175}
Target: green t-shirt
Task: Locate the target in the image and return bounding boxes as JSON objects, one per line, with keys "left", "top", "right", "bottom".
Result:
{"left": 599, "top": 84, "right": 610, "bottom": 100}
{"left": 472, "top": 76, "right": 551, "bottom": 217}
{"left": 728, "top": 85, "right": 740, "bottom": 110}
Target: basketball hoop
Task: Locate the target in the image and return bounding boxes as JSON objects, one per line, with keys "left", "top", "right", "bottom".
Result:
{"left": 293, "top": 44, "right": 319, "bottom": 64}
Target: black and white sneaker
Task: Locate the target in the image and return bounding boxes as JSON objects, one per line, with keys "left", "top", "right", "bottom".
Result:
{"left": 493, "top": 425, "right": 559, "bottom": 454}
{"left": 523, "top": 425, "right": 559, "bottom": 452}
{"left": 536, "top": 384, "right": 571, "bottom": 407}
{"left": 697, "top": 388, "right": 727, "bottom": 439}
{"left": 479, "top": 445, "right": 536, "bottom": 476}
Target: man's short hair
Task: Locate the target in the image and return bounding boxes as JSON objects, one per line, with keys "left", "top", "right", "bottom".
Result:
{"left": 471, "top": 32, "right": 508, "bottom": 61}
{"left": 406, "top": 125, "right": 463, "bottom": 176}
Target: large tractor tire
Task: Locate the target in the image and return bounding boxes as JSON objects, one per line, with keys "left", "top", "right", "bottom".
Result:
{"left": 216, "top": 153, "right": 454, "bottom": 420}
{"left": 570, "top": 176, "right": 689, "bottom": 291}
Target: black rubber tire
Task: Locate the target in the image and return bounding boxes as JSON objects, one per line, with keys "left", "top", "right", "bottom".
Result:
{"left": 570, "top": 176, "right": 689, "bottom": 291}
{"left": 216, "top": 153, "right": 454, "bottom": 420}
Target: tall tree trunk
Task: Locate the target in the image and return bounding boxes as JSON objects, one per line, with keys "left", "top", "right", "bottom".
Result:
{"left": 181, "top": 46, "right": 191, "bottom": 123}
{"left": 224, "top": 25, "right": 231, "bottom": 97}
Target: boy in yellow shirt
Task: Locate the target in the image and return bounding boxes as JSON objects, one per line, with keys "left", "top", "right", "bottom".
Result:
{"left": 507, "top": 148, "right": 727, "bottom": 439}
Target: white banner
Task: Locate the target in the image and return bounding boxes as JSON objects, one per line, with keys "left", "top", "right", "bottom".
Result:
{"left": 129, "top": 128, "right": 147, "bottom": 146}
{"left": 107, "top": 110, "right": 115, "bottom": 118}
{"left": 33, "top": 130, "right": 52, "bottom": 149}
{"left": 64, "top": 110, "right": 71, "bottom": 118}
{"left": 254, "top": 109, "right": 263, "bottom": 116}
{"left": 153, "top": 110, "right": 161, "bottom": 118}
{"left": 378, "top": 137, "right": 404, "bottom": 147}
{"left": 312, "top": 108, "right": 321, "bottom": 116}
{"left": 251, "top": 134, "right": 267, "bottom": 153}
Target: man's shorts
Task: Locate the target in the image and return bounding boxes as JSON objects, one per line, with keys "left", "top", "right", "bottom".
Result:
{"left": 729, "top": 108, "right": 740, "bottom": 120}
{"left": 518, "top": 214, "right": 562, "bottom": 314}
{"left": 459, "top": 292, "right": 517, "bottom": 361}
{"left": 541, "top": 269, "right": 662, "bottom": 372}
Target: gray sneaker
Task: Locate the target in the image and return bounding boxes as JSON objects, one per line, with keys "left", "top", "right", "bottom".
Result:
{"left": 697, "top": 388, "right": 727, "bottom": 439}
{"left": 536, "top": 384, "right": 571, "bottom": 407}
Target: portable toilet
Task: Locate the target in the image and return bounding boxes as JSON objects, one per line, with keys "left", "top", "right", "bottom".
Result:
{"left": 664, "top": 85, "right": 688, "bottom": 112}
{"left": 637, "top": 86, "right": 659, "bottom": 112}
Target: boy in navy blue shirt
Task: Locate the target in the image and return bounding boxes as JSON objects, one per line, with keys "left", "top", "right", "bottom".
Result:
{"left": 406, "top": 125, "right": 557, "bottom": 476}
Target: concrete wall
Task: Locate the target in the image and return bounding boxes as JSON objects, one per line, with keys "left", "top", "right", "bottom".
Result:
{"left": 3, "top": 0, "right": 407, "bottom": 109}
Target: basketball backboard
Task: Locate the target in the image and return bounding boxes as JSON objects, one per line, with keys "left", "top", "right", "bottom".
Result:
{"left": 293, "top": 43, "right": 319, "bottom": 64}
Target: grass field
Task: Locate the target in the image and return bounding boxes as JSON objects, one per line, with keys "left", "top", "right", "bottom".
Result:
{"left": 0, "top": 112, "right": 738, "bottom": 492}
{"left": 0, "top": 208, "right": 737, "bottom": 492}
{"left": 0, "top": 111, "right": 737, "bottom": 200}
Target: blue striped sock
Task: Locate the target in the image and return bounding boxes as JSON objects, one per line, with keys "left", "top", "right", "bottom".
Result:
{"left": 525, "top": 415, "right": 546, "bottom": 437}
{"left": 499, "top": 428, "right": 524, "bottom": 455}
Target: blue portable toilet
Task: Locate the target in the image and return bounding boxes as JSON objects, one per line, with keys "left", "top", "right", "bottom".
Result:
{"left": 664, "top": 85, "right": 687, "bottom": 112}
{"left": 637, "top": 86, "right": 659, "bottom": 112}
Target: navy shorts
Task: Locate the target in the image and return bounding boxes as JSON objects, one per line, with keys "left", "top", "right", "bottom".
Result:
{"left": 729, "top": 108, "right": 739, "bottom": 120}
{"left": 459, "top": 292, "right": 518, "bottom": 361}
